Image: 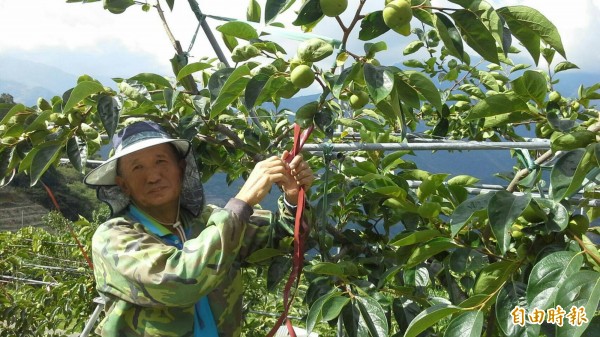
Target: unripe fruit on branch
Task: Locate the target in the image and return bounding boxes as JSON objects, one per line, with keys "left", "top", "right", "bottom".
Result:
{"left": 549, "top": 91, "right": 561, "bottom": 103}
{"left": 290, "top": 65, "right": 315, "bottom": 89}
{"left": 320, "top": 0, "right": 347, "bottom": 17}
{"left": 349, "top": 91, "right": 369, "bottom": 109}
{"left": 383, "top": 0, "right": 412, "bottom": 29}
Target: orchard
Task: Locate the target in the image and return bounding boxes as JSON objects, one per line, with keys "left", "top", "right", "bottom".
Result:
{"left": 1, "top": 0, "right": 599, "bottom": 336}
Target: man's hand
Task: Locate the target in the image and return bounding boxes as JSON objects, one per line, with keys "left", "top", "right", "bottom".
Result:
{"left": 234, "top": 152, "right": 314, "bottom": 207}
{"left": 280, "top": 150, "right": 314, "bottom": 206}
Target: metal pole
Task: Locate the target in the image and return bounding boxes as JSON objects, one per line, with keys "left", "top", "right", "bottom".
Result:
{"left": 302, "top": 140, "right": 551, "bottom": 152}
{"left": 79, "top": 299, "right": 104, "bottom": 337}
{"left": 187, "top": 0, "right": 230, "bottom": 67}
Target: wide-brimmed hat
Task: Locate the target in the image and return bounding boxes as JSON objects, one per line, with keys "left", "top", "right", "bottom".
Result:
{"left": 84, "top": 121, "right": 204, "bottom": 217}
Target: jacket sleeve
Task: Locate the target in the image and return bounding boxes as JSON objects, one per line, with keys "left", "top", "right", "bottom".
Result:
{"left": 237, "top": 196, "right": 313, "bottom": 261}
{"left": 92, "top": 199, "right": 252, "bottom": 308}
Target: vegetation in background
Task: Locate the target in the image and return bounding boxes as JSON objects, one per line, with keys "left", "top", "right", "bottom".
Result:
{"left": 0, "top": 0, "right": 599, "bottom": 336}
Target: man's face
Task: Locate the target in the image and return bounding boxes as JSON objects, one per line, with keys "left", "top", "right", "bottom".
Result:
{"left": 115, "top": 143, "right": 185, "bottom": 212}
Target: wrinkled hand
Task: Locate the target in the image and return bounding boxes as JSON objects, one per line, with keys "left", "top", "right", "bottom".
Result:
{"left": 280, "top": 150, "right": 314, "bottom": 206}
{"left": 235, "top": 152, "right": 314, "bottom": 207}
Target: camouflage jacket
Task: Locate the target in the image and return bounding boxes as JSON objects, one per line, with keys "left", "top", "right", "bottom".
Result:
{"left": 92, "top": 198, "right": 297, "bottom": 337}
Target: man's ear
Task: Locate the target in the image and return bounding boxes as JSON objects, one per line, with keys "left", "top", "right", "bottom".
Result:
{"left": 115, "top": 176, "right": 130, "bottom": 196}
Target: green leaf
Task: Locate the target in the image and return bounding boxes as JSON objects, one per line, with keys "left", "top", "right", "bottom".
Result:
{"left": 28, "top": 141, "right": 63, "bottom": 186}
{"left": 396, "top": 70, "right": 442, "bottom": 111}
{"left": 217, "top": 21, "right": 259, "bottom": 40}
{"left": 474, "top": 260, "right": 518, "bottom": 295}
{"left": 359, "top": 11, "right": 390, "bottom": 41}
{"left": 555, "top": 270, "right": 600, "bottom": 337}
{"left": 210, "top": 66, "right": 251, "bottom": 118}
{"left": 176, "top": 62, "right": 212, "bottom": 81}
{"left": 406, "top": 237, "right": 459, "bottom": 268}
{"left": 322, "top": 296, "right": 350, "bottom": 321}
{"left": 450, "top": 192, "right": 495, "bottom": 236}
{"left": 443, "top": 310, "right": 484, "bottom": 337}
{"left": 497, "top": 6, "right": 565, "bottom": 59}
{"left": 450, "top": 9, "right": 499, "bottom": 64}
{"left": 364, "top": 64, "right": 394, "bottom": 104}
{"left": 465, "top": 93, "right": 529, "bottom": 120}
{"left": 63, "top": 81, "right": 104, "bottom": 112}
{"left": 129, "top": 73, "right": 172, "bottom": 88}
{"left": 292, "top": 0, "right": 322, "bottom": 26}
{"left": 488, "top": 191, "right": 531, "bottom": 254}
{"left": 356, "top": 295, "right": 389, "bottom": 337}
{"left": 365, "top": 41, "right": 388, "bottom": 58}
{"left": 404, "top": 303, "right": 464, "bottom": 337}
{"left": 391, "top": 229, "right": 442, "bottom": 247}
{"left": 403, "top": 41, "right": 424, "bottom": 55}
{"left": 550, "top": 148, "right": 594, "bottom": 202}
{"left": 66, "top": 137, "right": 85, "bottom": 174}
{"left": 434, "top": 12, "right": 464, "bottom": 60}
{"left": 527, "top": 251, "right": 584, "bottom": 311}
{"left": 496, "top": 282, "right": 527, "bottom": 337}
{"left": 0, "top": 103, "right": 25, "bottom": 125}
{"left": 244, "top": 73, "right": 271, "bottom": 110}
{"left": 511, "top": 70, "right": 548, "bottom": 106}
{"left": 297, "top": 38, "right": 334, "bottom": 62}
{"left": 554, "top": 61, "right": 579, "bottom": 74}
{"left": 307, "top": 262, "right": 346, "bottom": 278}
{"left": 307, "top": 291, "right": 338, "bottom": 333}
{"left": 265, "top": 0, "right": 290, "bottom": 24}
{"left": 247, "top": 0, "right": 261, "bottom": 23}
{"left": 96, "top": 95, "right": 120, "bottom": 139}
{"left": 447, "top": 175, "right": 479, "bottom": 186}
{"left": 246, "top": 247, "right": 284, "bottom": 263}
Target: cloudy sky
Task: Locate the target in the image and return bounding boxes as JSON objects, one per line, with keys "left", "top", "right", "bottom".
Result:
{"left": 1, "top": 0, "right": 599, "bottom": 91}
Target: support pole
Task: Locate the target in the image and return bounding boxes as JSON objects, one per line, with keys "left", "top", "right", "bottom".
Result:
{"left": 187, "top": 0, "right": 230, "bottom": 67}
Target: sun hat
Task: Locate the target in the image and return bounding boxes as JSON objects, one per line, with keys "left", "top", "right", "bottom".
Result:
{"left": 84, "top": 121, "right": 204, "bottom": 217}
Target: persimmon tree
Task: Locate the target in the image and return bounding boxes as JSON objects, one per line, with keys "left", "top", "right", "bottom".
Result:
{"left": 1, "top": 0, "right": 599, "bottom": 336}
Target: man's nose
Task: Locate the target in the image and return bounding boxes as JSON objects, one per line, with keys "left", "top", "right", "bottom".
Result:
{"left": 146, "top": 165, "right": 162, "bottom": 183}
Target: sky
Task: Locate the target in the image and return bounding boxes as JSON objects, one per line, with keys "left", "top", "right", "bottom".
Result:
{"left": 1, "top": 0, "right": 599, "bottom": 92}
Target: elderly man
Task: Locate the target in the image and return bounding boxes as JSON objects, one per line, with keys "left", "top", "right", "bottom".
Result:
{"left": 84, "top": 121, "right": 313, "bottom": 337}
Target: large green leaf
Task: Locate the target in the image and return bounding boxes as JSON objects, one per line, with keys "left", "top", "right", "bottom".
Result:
{"left": 404, "top": 303, "right": 464, "bottom": 337}
{"left": 497, "top": 6, "right": 565, "bottom": 60}
{"left": 66, "top": 137, "right": 86, "bottom": 174}
{"left": 247, "top": 0, "right": 261, "bottom": 23}
{"left": 217, "top": 21, "right": 259, "bottom": 41}
{"left": 396, "top": 70, "right": 442, "bottom": 111}
{"left": 511, "top": 70, "right": 548, "bottom": 106}
{"left": 27, "top": 141, "right": 63, "bottom": 186}
{"left": 406, "top": 237, "right": 459, "bottom": 269}
{"left": 474, "top": 260, "right": 518, "bottom": 295}
{"left": 63, "top": 81, "right": 104, "bottom": 112}
{"left": 434, "top": 12, "right": 464, "bottom": 61}
{"left": 0, "top": 103, "right": 25, "bottom": 125}
{"left": 96, "top": 95, "right": 120, "bottom": 139}
{"left": 465, "top": 93, "right": 529, "bottom": 120}
{"left": 488, "top": 191, "right": 531, "bottom": 254}
{"left": 443, "top": 310, "right": 484, "bottom": 337}
{"left": 265, "top": 0, "right": 292, "bottom": 24}
{"left": 527, "top": 251, "right": 584, "bottom": 312}
{"left": 555, "top": 270, "right": 600, "bottom": 337}
{"left": 359, "top": 11, "right": 390, "bottom": 41}
{"left": 209, "top": 66, "right": 251, "bottom": 118}
{"left": 356, "top": 295, "right": 389, "bottom": 337}
{"left": 450, "top": 9, "right": 499, "bottom": 64}
{"left": 450, "top": 192, "right": 495, "bottom": 236}
{"left": 550, "top": 147, "right": 595, "bottom": 202}
{"left": 176, "top": 62, "right": 212, "bottom": 82}
{"left": 306, "top": 291, "right": 339, "bottom": 334}
{"left": 391, "top": 229, "right": 442, "bottom": 247}
{"left": 129, "top": 73, "right": 172, "bottom": 89}
{"left": 292, "top": 0, "right": 322, "bottom": 26}
{"left": 364, "top": 64, "right": 394, "bottom": 104}
{"left": 244, "top": 73, "right": 271, "bottom": 110}
{"left": 496, "top": 282, "right": 527, "bottom": 337}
